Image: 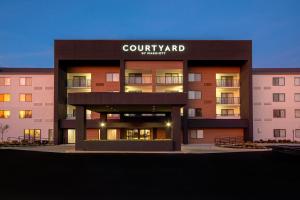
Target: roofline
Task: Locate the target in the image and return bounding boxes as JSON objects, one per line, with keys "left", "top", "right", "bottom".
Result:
{"left": 253, "top": 68, "right": 300, "bottom": 74}
{"left": 0, "top": 67, "right": 54, "bottom": 74}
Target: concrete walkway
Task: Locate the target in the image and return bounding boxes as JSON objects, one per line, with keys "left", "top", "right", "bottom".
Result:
{"left": 0, "top": 144, "right": 271, "bottom": 154}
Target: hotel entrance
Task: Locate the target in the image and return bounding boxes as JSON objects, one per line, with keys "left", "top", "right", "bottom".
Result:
{"left": 126, "top": 129, "right": 151, "bottom": 140}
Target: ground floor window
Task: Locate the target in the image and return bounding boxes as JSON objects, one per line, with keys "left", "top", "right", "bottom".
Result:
{"left": 273, "top": 129, "right": 286, "bottom": 138}
{"left": 24, "top": 129, "right": 41, "bottom": 142}
{"left": 107, "top": 129, "right": 117, "bottom": 140}
{"left": 126, "top": 129, "right": 151, "bottom": 140}
{"left": 48, "top": 129, "right": 54, "bottom": 142}
{"left": 67, "top": 129, "right": 76, "bottom": 144}
{"left": 190, "top": 129, "right": 204, "bottom": 139}
{"left": 295, "top": 129, "right": 300, "bottom": 138}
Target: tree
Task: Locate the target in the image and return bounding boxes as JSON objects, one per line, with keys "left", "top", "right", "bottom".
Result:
{"left": 0, "top": 124, "right": 9, "bottom": 142}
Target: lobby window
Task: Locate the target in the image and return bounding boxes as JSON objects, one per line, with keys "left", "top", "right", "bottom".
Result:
{"left": 0, "top": 110, "right": 10, "bottom": 119}
{"left": 273, "top": 129, "right": 286, "bottom": 138}
{"left": 188, "top": 91, "right": 201, "bottom": 100}
{"left": 0, "top": 94, "right": 11, "bottom": 102}
{"left": 295, "top": 77, "right": 300, "bottom": 86}
{"left": 19, "top": 93, "right": 32, "bottom": 102}
{"left": 295, "top": 93, "right": 300, "bottom": 102}
{"left": 272, "top": 77, "right": 285, "bottom": 86}
{"left": 273, "top": 109, "right": 286, "bottom": 118}
{"left": 106, "top": 73, "right": 119, "bottom": 82}
{"left": 188, "top": 108, "right": 202, "bottom": 118}
{"left": 273, "top": 93, "right": 285, "bottom": 102}
{"left": 0, "top": 77, "right": 11, "bottom": 86}
{"left": 295, "top": 109, "right": 300, "bottom": 118}
{"left": 188, "top": 73, "right": 201, "bottom": 82}
{"left": 19, "top": 77, "right": 32, "bottom": 86}
{"left": 295, "top": 129, "right": 300, "bottom": 138}
{"left": 190, "top": 130, "right": 204, "bottom": 139}
{"left": 19, "top": 110, "right": 32, "bottom": 119}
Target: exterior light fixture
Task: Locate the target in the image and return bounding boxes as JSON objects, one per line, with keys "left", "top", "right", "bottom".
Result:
{"left": 166, "top": 122, "right": 172, "bottom": 127}
{"left": 100, "top": 122, "right": 106, "bottom": 128}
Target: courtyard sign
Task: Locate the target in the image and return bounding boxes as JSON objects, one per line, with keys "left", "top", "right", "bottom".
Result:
{"left": 122, "top": 44, "right": 186, "bottom": 55}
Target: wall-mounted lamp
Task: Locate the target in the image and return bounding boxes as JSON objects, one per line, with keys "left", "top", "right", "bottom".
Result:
{"left": 166, "top": 121, "right": 172, "bottom": 127}
{"left": 100, "top": 122, "right": 106, "bottom": 128}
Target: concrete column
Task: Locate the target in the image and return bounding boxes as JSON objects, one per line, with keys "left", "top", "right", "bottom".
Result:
{"left": 171, "top": 106, "right": 181, "bottom": 151}
{"left": 100, "top": 113, "right": 107, "bottom": 140}
{"left": 75, "top": 106, "right": 86, "bottom": 143}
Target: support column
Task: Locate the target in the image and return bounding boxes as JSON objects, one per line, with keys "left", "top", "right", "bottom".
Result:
{"left": 100, "top": 113, "right": 107, "bottom": 140}
{"left": 75, "top": 106, "right": 86, "bottom": 144}
{"left": 120, "top": 59, "right": 125, "bottom": 93}
{"left": 171, "top": 106, "right": 181, "bottom": 151}
{"left": 182, "top": 59, "right": 189, "bottom": 144}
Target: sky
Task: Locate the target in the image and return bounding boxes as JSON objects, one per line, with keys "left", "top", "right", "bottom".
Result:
{"left": 0, "top": 0, "right": 300, "bottom": 68}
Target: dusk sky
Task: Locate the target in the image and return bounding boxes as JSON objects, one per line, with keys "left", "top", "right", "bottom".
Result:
{"left": 0, "top": 0, "right": 299, "bottom": 68}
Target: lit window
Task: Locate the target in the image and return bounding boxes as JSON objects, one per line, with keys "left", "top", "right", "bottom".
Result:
{"left": 19, "top": 77, "right": 32, "bottom": 86}
{"left": 0, "top": 110, "right": 10, "bottom": 118}
{"left": 188, "top": 91, "right": 201, "bottom": 100}
{"left": 19, "top": 93, "right": 32, "bottom": 102}
{"left": 0, "top": 77, "right": 11, "bottom": 86}
{"left": 295, "top": 77, "right": 300, "bottom": 86}
{"left": 188, "top": 73, "right": 201, "bottom": 82}
{"left": 0, "top": 94, "right": 11, "bottom": 102}
{"left": 106, "top": 73, "right": 119, "bottom": 82}
{"left": 273, "top": 129, "right": 286, "bottom": 138}
{"left": 190, "top": 130, "right": 204, "bottom": 139}
{"left": 19, "top": 110, "right": 32, "bottom": 119}
{"left": 272, "top": 77, "right": 285, "bottom": 86}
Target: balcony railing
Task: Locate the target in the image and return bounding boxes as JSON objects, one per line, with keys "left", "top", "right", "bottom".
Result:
{"left": 156, "top": 76, "right": 183, "bottom": 84}
{"left": 216, "top": 114, "right": 240, "bottom": 119}
{"left": 66, "top": 113, "right": 91, "bottom": 119}
{"left": 216, "top": 97, "right": 240, "bottom": 104}
{"left": 216, "top": 79, "right": 240, "bottom": 87}
{"left": 67, "top": 79, "right": 91, "bottom": 88}
{"left": 125, "top": 76, "right": 152, "bottom": 84}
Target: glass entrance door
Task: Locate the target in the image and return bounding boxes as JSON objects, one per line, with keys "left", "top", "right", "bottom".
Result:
{"left": 126, "top": 129, "right": 151, "bottom": 140}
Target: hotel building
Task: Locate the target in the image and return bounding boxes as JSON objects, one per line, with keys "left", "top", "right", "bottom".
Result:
{"left": 54, "top": 40, "right": 252, "bottom": 151}
{"left": 0, "top": 68, "right": 54, "bottom": 142}
{"left": 253, "top": 68, "right": 300, "bottom": 142}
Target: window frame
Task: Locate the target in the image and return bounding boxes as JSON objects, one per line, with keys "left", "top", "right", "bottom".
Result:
{"left": 273, "top": 109, "right": 286, "bottom": 118}
{"left": 273, "top": 129, "right": 286, "bottom": 138}
{"left": 272, "top": 93, "right": 285, "bottom": 102}
{"left": 272, "top": 77, "right": 285, "bottom": 86}
{"left": 106, "top": 73, "right": 119, "bottom": 82}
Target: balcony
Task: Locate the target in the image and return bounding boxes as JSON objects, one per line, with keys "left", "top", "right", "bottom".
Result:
{"left": 66, "top": 113, "right": 92, "bottom": 120}
{"left": 216, "top": 97, "right": 240, "bottom": 104}
{"left": 216, "top": 79, "right": 239, "bottom": 87}
{"left": 156, "top": 76, "right": 183, "bottom": 85}
{"left": 125, "top": 76, "right": 152, "bottom": 84}
{"left": 67, "top": 79, "right": 91, "bottom": 88}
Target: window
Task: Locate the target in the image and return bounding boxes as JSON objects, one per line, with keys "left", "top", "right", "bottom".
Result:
{"left": 106, "top": 73, "right": 119, "bottom": 82}
{"left": 19, "top": 93, "right": 32, "bottom": 102}
{"left": 272, "top": 77, "right": 285, "bottom": 86}
{"left": 19, "top": 110, "right": 32, "bottom": 119}
{"left": 0, "top": 94, "right": 11, "bottom": 102}
{"left": 188, "top": 108, "right": 202, "bottom": 118}
{"left": 188, "top": 73, "right": 201, "bottom": 82}
{"left": 190, "top": 130, "right": 204, "bottom": 139}
{"left": 273, "top": 129, "right": 286, "bottom": 138}
{"left": 221, "top": 109, "right": 234, "bottom": 116}
{"left": 273, "top": 93, "right": 285, "bottom": 102}
{"left": 295, "top": 93, "right": 300, "bottom": 102}
{"left": 19, "top": 77, "right": 32, "bottom": 86}
{"left": 295, "top": 77, "right": 300, "bottom": 86}
{"left": 0, "top": 77, "right": 10, "bottom": 86}
{"left": 295, "top": 130, "right": 300, "bottom": 138}
{"left": 295, "top": 109, "right": 300, "bottom": 118}
{"left": 273, "top": 109, "right": 286, "bottom": 118}
{"left": 107, "top": 129, "right": 117, "bottom": 140}
{"left": 188, "top": 91, "right": 201, "bottom": 100}
{"left": 0, "top": 110, "right": 10, "bottom": 118}
{"left": 24, "top": 129, "right": 41, "bottom": 141}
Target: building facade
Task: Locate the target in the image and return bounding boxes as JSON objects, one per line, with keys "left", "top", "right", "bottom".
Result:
{"left": 0, "top": 68, "right": 54, "bottom": 142}
{"left": 54, "top": 40, "right": 253, "bottom": 151}
{"left": 253, "top": 68, "right": 300, "bottom": 142}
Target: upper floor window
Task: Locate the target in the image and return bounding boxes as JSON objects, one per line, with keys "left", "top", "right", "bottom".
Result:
{"left": 295, "top": 109, "right": 300, "bottom": 118}
{"left": 188, "top": 108, "right": 202, "bottom": 118}
{"left": 0, "top": 77, "right": 11, "bottom": 86}
{"left": 273, "top": 109, "right": 286, "bottom": 118}
{"left": 190, "top": 129, "right": 204, "bottom": 139}
{"left": 106, "top": 73, "right": 119, "bottom": 82}
{"left": 295, "top": 93, "right": 300, "bottom": 102}
{"left": 273, "top": 129, "right": 286, "bottom": 138}
{"left": 273, "top": 93, "right": 285, "bottom": 102}
{"left": 0, "top": 110, "right": 10, "bottom": 118}
{"left": 295, "top": 129, "right": 300, "bottom": 138}
{"left": 19, "top": 110, "right": 32, "bottom": 119}
{"left": 188, "top": 73, "right": 201, "bottom": 82}
{"left": 19, "top": 93, "right": 32, "bottom": 102}
{"left": 0, "top": 94, "right": 11, "bottom": 102}
{"left": 295, "top": 77, "right": 300, "bottom": 86}
{"left": 272, "top": 77, "right": 285, "bottom": 86}
{"left": 188, "top": 91, "right": 201, "bottom": 100}
{"left": 19, "top": 77, "right": 32, "bottom": 86}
